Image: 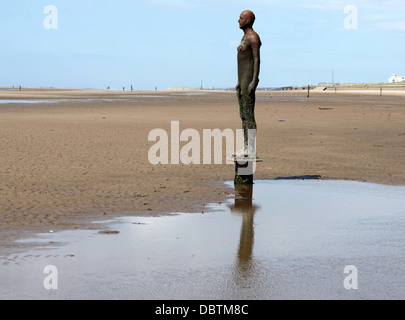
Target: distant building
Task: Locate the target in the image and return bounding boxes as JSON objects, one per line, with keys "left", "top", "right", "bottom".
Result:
{"left": 389, "top": 74, "right": 405, "bottom": 83}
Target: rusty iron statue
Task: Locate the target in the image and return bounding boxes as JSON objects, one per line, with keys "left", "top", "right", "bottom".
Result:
{"left": 233, "top": 10, "right": 261, "bottom": 160}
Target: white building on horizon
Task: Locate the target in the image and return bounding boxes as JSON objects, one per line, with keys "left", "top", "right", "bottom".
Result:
{"left": 389, "top": 74, "right": 405, "bottom": 83}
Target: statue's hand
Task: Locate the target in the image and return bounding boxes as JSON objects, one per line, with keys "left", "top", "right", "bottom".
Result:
{"left": 248, "top": 80, "right": 258, "bottom": 94}
{"left": 236, "top": 83, "right": 241, "bottom": 98}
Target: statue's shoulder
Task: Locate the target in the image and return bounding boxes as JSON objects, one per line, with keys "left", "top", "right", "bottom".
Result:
{"left": 247, "top": 30, "right": 262, "bottom": 47}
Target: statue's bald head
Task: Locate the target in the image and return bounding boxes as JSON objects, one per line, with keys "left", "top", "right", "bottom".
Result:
{"left": 241, "top": 10, "right": 255, "bottom": 27}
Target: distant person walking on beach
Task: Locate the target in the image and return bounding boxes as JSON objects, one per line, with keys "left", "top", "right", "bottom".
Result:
{"left": 234, "top": 10, "right": 261, "bottom": 159}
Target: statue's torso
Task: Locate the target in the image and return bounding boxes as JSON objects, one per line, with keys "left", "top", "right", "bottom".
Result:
{"left": 237, "top": 37, "right": 254, "bottom": 92}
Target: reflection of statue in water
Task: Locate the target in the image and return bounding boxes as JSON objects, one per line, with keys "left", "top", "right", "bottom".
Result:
{"left": 228, "top": 184, "right": 259, "bottom": 277}
{"left": 233, "top": 10, "right": 261, "bottom": 159}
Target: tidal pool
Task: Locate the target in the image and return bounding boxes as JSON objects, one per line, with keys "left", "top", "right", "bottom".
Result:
{"left": 1, "top": 180, "right": 404, "bottom": 300}
{"left": 0, "top": 99, "right": 60, "bottom": 104}
{"left": 0, "top": 98, "right": 143, "bottom": 104}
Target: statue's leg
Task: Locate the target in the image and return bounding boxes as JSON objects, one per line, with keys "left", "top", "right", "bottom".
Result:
{"left": 239, "top": 93, "right": 248, "bottom": 155}
{"left": 233, "top": 92, "right": 247, "bottom": 157}
{"left": 234, "top": 91, "right": 257, "bottom": 158}
{"left": 234, "top": 92, "right": 257, "bottom": 184}
{"left": 241, "top": 92, "right": 257, "bottom": 157}
{"left": 244, "top": 92, "right": 256, "bottom": 131}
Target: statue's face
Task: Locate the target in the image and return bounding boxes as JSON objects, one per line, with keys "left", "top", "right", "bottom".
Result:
{"left": 238, "top": 12, "right": 251, "bottom": 29}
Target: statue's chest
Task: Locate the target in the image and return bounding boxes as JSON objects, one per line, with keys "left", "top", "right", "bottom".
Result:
{"left": 238, "top": 38, "right": 249, "bottom": 52}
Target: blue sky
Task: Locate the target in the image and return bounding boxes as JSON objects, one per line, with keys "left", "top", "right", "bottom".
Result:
{"left": 1, "top": 0, "right": 405, "bottom": 89}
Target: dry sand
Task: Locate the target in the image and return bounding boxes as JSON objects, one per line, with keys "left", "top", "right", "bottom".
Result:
{"left": 1, "top": 88, "right": 405, "bottom": 247}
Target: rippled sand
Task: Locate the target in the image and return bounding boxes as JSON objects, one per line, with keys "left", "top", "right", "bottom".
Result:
{"left": 1, "top": 88, "right": 405, "bottom": 248}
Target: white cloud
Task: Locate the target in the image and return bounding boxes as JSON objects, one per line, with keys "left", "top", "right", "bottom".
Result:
{"left": 377, "top": 21, "right": 405, "bottom": 32}
{"left": 141, "top": 0, "right": 405, "bottom": 12}
{"left": 140, "top": 0, "right": 405, "bottom": 33}
{"left": 141, "top": 0, "right": 194, "bottom": 9}
{"left": 228, "top": 40, "right": 240, "bottom": 48}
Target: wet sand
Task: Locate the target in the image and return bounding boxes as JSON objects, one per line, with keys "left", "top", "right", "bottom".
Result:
{"left": 1, "top": 88, "right": 405, "bottom": 247}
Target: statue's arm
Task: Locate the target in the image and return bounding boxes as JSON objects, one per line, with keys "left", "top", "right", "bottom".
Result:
{"left": 248, "top": 34, "right": 261, "bottom": 94}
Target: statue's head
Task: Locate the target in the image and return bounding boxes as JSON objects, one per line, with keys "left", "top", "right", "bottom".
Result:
{"left": 239, "top": 10, "right": 255, "bottom": 29}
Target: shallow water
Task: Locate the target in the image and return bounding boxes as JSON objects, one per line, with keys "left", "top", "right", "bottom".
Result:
{"left": 0, "top": 99, "right": 60, "bottom": 104}
{"left": 0, "top": 98, "right": 142, "bottom": 104}
{"left": 0, "top": 97, "right": 175, "bottom": 104}
{"left": 1, "top": 180, "right": 404, "bottom": 300}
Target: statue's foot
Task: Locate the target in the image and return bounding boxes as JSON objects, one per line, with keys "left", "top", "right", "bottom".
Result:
{"left": 232, "top": 149, "right": 248, "bottom": 158}
{"left": 244, "top": 153, "right": 260, "bottom": 160}
{"left": 232, "top": 150, "right": 260, "bottom": 161}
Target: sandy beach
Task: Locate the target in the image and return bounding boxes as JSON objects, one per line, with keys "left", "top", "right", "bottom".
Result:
{"left": 1, "top": 88, "right": 405, "bottom": 247}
